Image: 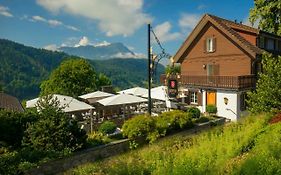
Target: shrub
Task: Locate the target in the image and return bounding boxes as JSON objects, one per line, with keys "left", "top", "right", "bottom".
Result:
{"left": 187, "top": 107, "right": 201, "bottom": 118}
{"left": 195, "top": 116, "right": 210, "bottom": 123}
{"left": 22, "top": 96, "right": 87, "bottom": 152}
{"left": 0, "top": 110, "right": 37, "bottom": 148}
{"left": 155, "top": 110, "right": 193, "bottom": 136}
{"left": 99, "top": 121, "right": 117, "bottom": 135}
{"left": 122, "top": 114, "right": 155, "bottom": 141}
{"left": 206, "top": 105, "right": 217, "bottom": 114}
{"left": 87, "top": 132, "right": 110, "bottom": 147}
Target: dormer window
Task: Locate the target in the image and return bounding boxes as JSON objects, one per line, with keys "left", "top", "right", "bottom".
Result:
{"left": 206, "top": 37, "right": 216, "bottom": 53}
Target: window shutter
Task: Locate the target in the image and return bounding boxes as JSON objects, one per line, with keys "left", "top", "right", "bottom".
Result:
{"left": 197, "top": 92, "right": 202, "bottom": 106}
{"left": 240, "top": 93, "right": 245, "bottom": 111}
{"left": 187, "top": 91, "right": 191, "bottom": 105}
{"left": 204, "top": 39, "right": 207, "bottom": 52}
{"left": 214, "top": 64, "right": 220, "bottom": 75}
{"left": 213, "top": 38, "right": 216, "bottom": 52}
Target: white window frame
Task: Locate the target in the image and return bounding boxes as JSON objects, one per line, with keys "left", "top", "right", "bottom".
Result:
{"left": 190, "top": 92, "right": 198, "bottom": 104}
{"left": 206, "top": 38, "right": 214, "bottom": 52}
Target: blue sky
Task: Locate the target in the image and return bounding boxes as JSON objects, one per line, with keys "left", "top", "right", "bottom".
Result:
{"left": 0, "top": 0, "right": 254, "bottom": 57}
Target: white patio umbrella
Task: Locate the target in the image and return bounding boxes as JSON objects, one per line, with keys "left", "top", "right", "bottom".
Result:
{"left": 79, "top": 91, "right": 114, "bottom": 99}
{"left": 142, "top": 86, "right": 167, "bottom": 101}
{"left": 26, "top": 94, "right": 94, "bottom": 113}
{"left": 97, "top": 94, "right": 147, "bottom": 106}
{"left": 118, "top": 87, "right": 147, "bottom": 97}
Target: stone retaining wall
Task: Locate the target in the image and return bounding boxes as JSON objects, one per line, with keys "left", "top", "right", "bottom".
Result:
{"left": 25, "top": 117, "right": 226, "bottom": 175}
{"left": 25, "top": 139, "right": 130, "bottom": 175}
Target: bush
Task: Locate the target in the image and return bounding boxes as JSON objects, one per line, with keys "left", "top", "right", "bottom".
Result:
{"left": 187, "top": 107, "right": 201, "bottom": 118}
{"left": 195, "top": 116, "right": 210, "bottom": 123}
{"left": 206, "top": 105, "right": 217, "bottom": 114}
{"left": 0, "top": 110, "right": 37, "bottom": 148}
{"left": 22, "top": 96, "right": 87, "bottom": 152}
{"left": 122, "top": 114, "right": 155, "bottom": 142}
{"left": 99, "top": 121, "right": 117, "bottom": 135}
{"left": 87, "top": 132, "right": 110, "bottom": 147}
{"left": 156, "top": 110, "right": 193, "bottom": 135}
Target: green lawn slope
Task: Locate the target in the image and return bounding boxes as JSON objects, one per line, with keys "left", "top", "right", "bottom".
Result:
{"left": 67, "top": 114, "right": 281, "bottom": 175}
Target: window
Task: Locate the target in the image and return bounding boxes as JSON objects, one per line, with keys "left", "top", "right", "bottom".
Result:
{"left": 206, "top": 37, "right": 216, "bottom": 52}
{"left": 240, "top": 93, "right": 247, "bottom": 111}
{"left": 278, "top": 40, "right": 281, "bottom": 51}
{"left": 190, "top": 92, "right": 198, "bottom": 104}
{"left": 266, "top": 38, "right": 275, "bottom": 50}
{"left": 259, "top": 36, "right": 265, "bottom": 48}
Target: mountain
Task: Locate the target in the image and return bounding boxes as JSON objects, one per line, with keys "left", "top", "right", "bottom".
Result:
{"left": 59, "top": 42, "right": 137, "bottom": 60}
{"left": 0, "top": 39, "right": 164, "bottom": 100}
{"left": 0, "top": 39, "right": 69, "bottom": 100}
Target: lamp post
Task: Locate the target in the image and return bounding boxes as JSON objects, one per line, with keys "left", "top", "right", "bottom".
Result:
{"left": 148, "top": 23, "right": 152, "bottom": 115}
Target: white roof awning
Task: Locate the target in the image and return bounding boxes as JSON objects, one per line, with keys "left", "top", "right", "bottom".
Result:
{"left": 97, "top": 94, "right": 147, "bottom": 106}
{"left": 79, "top": 91, "right": 114, "bottom": 99}
{"left": 118, "top": 87, "right": 147, "bottom": 96}
{"left": 26, "top": 94, "right": 94, "bottom": 113}
{"left": 142, "top": 86, "right": 167, "bottom": 101}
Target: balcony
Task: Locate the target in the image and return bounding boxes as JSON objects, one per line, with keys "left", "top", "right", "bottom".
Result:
{"left": 161, "top": 74, "right": 256, "bottom": 90}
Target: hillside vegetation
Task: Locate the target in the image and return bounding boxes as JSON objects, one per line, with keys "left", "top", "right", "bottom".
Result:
{"left": 0, "top": 39, "right": 164, "bottom": 100}
{"left": 68, "top": 114, "right": 281, "bottom": 175}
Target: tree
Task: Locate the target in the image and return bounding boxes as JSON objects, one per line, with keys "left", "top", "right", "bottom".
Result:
{"left": 22, "top": 95, "right": 87, "bottom": 152}
{"left": 96, "top": 73, "right": 112, "bottom": 90}
{"left": 40, "top": 59, "right": 97, "bottom": 98}
{"left": 165, "top": 65, "right": 181, "bottom": 74}
{"left": 249, "top": 0, "right": 281, "bottom": 35}
{"left": 247, "top": 53, "right": 281, "bottom": 113}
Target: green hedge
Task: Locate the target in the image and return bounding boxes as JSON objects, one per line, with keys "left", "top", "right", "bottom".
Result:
{"left": 187, "top": 107, "right": 201, "bottom": 118}
{"left": 206, "top": 105, "right": 217, "bottom": 114}
{"left": 122, "top": 111, "right": 194, "bottom": 143}
{"left": 99, "top": 121, "right": 117, "bottom": 135}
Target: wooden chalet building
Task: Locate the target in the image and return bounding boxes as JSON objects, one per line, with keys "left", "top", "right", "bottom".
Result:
{"left": 172, "top": 14, "right": 281, "bottom": 121}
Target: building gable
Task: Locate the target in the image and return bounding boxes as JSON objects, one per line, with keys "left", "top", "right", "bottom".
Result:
{"left": 180, "top": 22, "right": 253, "bottom": 76}
{"left": 174, "top": 14, "right": 263, "bottom": 63}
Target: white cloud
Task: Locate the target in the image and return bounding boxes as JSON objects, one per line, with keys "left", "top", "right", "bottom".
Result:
{"left": 48, "top": 19, "right": 62, "bottom": 26}
{"left": 28, "top": 15, "right": 79, "bottom": 31}
{"left": 94, "top": 41, "right": 111, "bottom": 47}
{"left": 65, "top": 25, "right": 80, "bottom": 31}
{"left": 153, "top": 21, "right": 181, "bottom": 43}
{"left": 111, "top": 52, "right": 145, "bottom": 59}
{"left": 0, "top": 5, "right": 13, "bottom": 17}
{"left": 179, "top": 13, "right": 201, "bottom": 31}
{"left": 44, "top": 44, "right": 58, "bottom": 51}
{"left": 36, "top": 0, "right": 152, "bottom": 36}
{"left": 75, "top": 36, "right": 90, "bottom": 47}
{"left": 32, "top": 15, "right": 46, "bottom": 22}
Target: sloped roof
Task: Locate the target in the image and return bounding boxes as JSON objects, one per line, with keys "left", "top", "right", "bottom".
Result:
{"left": 79, "top": 91, "right": 114, "bottom": 99}
{"left": 26, "top": 94, "right": 94, "bottom": 113}
{"left": 174, "top": 14, "right": 264, "bottom": 63}
{"left": 0, "top": 92, "right": 24, "bottom": 112}
{"left": 142, "top": 86, "right": 167, "bottom": 101}
{"left": 97, "top": 94, "right": 147, "bottom": 106}
{"left": 118, "top": 87, "right": 147, "bottom": 96}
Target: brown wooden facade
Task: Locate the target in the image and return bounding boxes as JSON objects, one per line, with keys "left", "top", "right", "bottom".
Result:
{"left": 172, "top": 14, "right": 281, "bottom": 92}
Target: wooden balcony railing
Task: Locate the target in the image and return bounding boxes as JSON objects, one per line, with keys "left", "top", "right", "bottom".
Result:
{"left": 161, "top": 74, "right": 256, "bottom": 90}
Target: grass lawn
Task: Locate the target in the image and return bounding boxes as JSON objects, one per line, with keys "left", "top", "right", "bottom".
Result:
{"left": 65, "top": 114, "right": 281, "bottom": 175}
